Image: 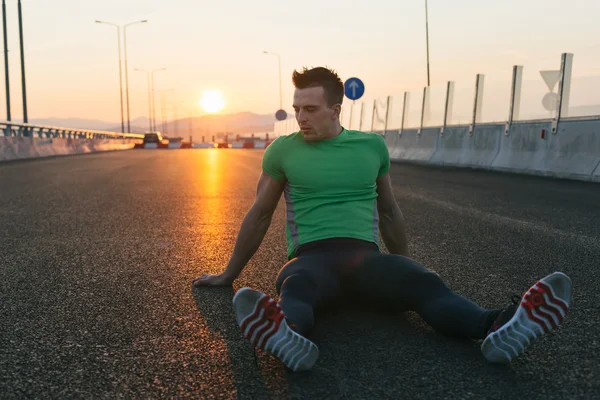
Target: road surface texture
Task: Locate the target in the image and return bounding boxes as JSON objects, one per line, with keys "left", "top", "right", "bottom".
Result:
{"left": 1, "top": 149, "right": 598, "bottom": 399}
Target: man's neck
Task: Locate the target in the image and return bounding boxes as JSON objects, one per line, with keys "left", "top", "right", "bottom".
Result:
{"left": 321, "top": 123, "right": 343, "bottom": 139}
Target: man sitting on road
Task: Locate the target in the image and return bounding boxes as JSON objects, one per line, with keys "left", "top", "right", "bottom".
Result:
{"left": 192, "top": 66, "right": 573, "bottom": 372}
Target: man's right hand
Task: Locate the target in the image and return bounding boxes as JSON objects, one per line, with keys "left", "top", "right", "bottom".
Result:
{"left": 192, "top": 272, "right": 235, "bottom": 287}
{"left": 192, "top": 172, "right": 284, "bottom": 290}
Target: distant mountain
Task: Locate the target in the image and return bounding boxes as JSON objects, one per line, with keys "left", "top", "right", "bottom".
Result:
{"left": 105, "top": 117, "right": 151, "bottom": 134}
{"left": 29, "top": 112, "right": 280, "bottom": 140}
{"left": 30, "top": 117, "right": 117, "bottom": 131}
{"left": 108, "top": 112, "right": 279, "bottom": 140}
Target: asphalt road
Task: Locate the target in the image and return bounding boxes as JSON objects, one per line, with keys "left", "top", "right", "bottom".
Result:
{"left": 1, "top": 149, "right": 598, "bottom": 399}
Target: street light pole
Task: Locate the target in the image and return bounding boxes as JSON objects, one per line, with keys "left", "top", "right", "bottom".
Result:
{"left": 263, "top": 51, "right": 282, "bottom": 110}
{"left": 96, "top": 20, "right": 125, "bottom": 133}
{"left": 17, "top": 0, "right": 27, "bottom": 125}
{"left": 123, "top": 20, "right": 147, "bottom": 133}
{"left": 151, "top": 68, "right": 166, "bottom": 132}
{"left": 135, "top": 68, "right": 152, "bottom": 131}
{"left": 425, "top": 0, "right": 431, "bottom": 87}
{"left": 151, "top": 72, "right": 155, "bottom": 131}
{"left": 159, "top": 88, "right": 174, "bottom": 134}
{"left": 136, "top": 68, "right": 166, "bottom": 131}
{"left": 2, "top": 0, "right": 11, "bottom": 123}
{"left": 135, "top": 68, "right": 153, "bottom": 132}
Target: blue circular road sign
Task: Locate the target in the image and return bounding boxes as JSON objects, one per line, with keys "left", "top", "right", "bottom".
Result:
{"left": 344, "top": 77, "right": 365, "bottom": 100}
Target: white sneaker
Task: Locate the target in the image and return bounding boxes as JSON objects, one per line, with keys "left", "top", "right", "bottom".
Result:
{"left": 232, "top": 287, "right": 319, "bottom": 372}
{"left": 481, "top": 271, "right": 573, "bottom": 363}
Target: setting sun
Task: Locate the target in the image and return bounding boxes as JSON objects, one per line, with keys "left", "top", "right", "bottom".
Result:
{"left": 199, "top": 90, "right": 226, "bottom": 113}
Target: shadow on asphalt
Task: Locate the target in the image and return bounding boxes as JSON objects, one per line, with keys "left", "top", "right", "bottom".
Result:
{"left": 191, "top": 285, "right": 295, "bottom": 398}
{"left": 287, "top": 305, "right": 534, "bottom": 397}
{"left": 191, "top": 287, "right": 543, "bottom": 398}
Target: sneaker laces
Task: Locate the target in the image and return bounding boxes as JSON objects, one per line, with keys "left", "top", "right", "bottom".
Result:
{"left": 510, "top": 294, "right": 521, "bottom": 307}
{"left": 500, "top": 294, "right": 522, "bottom": 318}
{"left": 486, "top": 294, "right": 522, "bottom": 336}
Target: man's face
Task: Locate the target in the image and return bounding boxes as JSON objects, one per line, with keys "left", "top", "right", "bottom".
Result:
{"left": 293, "top": 86, "right": 340, "bottom": 142}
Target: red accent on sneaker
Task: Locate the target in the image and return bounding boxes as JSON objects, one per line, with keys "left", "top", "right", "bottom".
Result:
{"left": 240, "top": 296, "right": 271, "bottom": 333}
{"left": 521, "top": 282, "right": 567, "bottom": 333}
{"left": 537, "top": 282, "right": 569, "bottom": 314}
{"left": 240, "top": 296, "right": 285, "bottom": 349}
{"left": 251, "top": 302, "right": 284, "bottom": 347}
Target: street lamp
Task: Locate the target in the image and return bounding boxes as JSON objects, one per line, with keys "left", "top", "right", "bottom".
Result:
{"left": 263, "top": 50, "right": 282, "bottom": 110}
{"left": 95, "top": 20, "right": 125, "bottom": 133}
{"left": 96, "top": 19, "right": 148, "bottom": 133}
{"left": 135, "top": 68, "right": 152, "bottom": 131}
{"left": 425, "top": 0, "right": 431, "bottom": 87}
{"left": 135, "top": 68, "right": 166, "bottom": 131}
{"left": 151, "top": 68, "right": 167, "bottom": 131}
{"left": 159, "top": 88, "right": 174, "bottom": 134}
{"left": 123, "top": 20, "right": 147, "bottom": 133}
{"left": 3, "top": 0, "right": 11, "bottom": 123}
{"left": 18, "top": 0, "right": 27, "bottom": 125}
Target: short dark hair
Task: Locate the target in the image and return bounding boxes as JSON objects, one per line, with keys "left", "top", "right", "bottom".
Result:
{"left": 292, "top": 67, "right": 344, "bottom": 106}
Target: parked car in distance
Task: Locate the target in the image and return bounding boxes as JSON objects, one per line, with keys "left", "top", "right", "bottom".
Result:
{"left": 143, "top": 132, "right": 164, "bottom": 145}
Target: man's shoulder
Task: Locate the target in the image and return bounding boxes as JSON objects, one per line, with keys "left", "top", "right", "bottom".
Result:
{"left": 262, "top": 132, "right": 301, "bottom": 179}
{"left": 344, "top": 128, "right": 382, "bottom": 137}
{"left": 263, "top": 132, "right": 301, "bottom": 162}
{"left": 344, "top": 129, "right": 386, "bottom": 144}
{"left": 268, "top": 131, "right": 301, "bottom": 147}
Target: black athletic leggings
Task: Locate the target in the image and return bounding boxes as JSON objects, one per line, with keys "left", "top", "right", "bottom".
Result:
{"left": 275, "top": 238, "right": 500, "bottom": 339}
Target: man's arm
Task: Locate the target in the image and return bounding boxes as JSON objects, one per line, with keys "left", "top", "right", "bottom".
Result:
{"left": 376, "top": 172, "right": 410, "bottom": 257}
{"left": 220, "top": 171, "right": 286, "bottom": 280}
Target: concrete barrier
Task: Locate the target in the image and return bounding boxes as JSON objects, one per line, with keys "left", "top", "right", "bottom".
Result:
{"left": 384, "top": 130, "right": 399, "bottom": 148}
{"left": 489, "top": 120, "right": 600, "bottom": 181}
{"left": 547, "top": 120, "right": 600, "bottom": 180}
{"left": 383, "top": 130, "right": 400, "bottom": 159}
{"left": 491, "top": 121, "right": 553, "bottom": 177}
{"left": 430, "top": 124, "right": 504, "bottom": 168}
{"left": 383, "top": 118, "right": 600, "bottom": 183}
{"left": 134, "top": 140, "right": 271, "bottom": 150}
{"left": 226, "top": 141, "right": 255, "bottom": 149}
{"left": 192, "top": 143, "right": 216, "bottom": 148}
{"left": 0, "top": 137, "right": 137, "bottom": 162}
{"left": 92, "top": 139, "right": 138, "bottom": 152}
{"left": 393, "top": 128, "right": 439, "bottom": 164}
{"left": 0, "top": 137, "right": 25, "bottom": 160}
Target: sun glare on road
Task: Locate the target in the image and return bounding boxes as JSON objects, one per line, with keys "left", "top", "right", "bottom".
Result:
{"left": 199, "top": 90, "right": 226, "bottom": 113}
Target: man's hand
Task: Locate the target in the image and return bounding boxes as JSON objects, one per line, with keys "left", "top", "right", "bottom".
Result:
{"left": 192, "top": 272, "right": 235, "bottom": 287}
{"left": 192, "top": 172, "right": 285, "bottom": 289}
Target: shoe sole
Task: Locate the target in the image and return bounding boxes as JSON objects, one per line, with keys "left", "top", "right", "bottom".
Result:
{"left": 232, "top": 287, "right": 319, "bottom": 372}
{"left": 481, "top": 272, "right": 572, "bottom": 363}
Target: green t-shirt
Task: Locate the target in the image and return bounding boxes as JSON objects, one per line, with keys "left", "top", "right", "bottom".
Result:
{"left": 262, "top": 128, "right": 391, "bottom": 260}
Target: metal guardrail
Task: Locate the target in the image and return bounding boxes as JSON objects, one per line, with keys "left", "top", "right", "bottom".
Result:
{"left": 1, "top": 120, "right": 144, "bottom": 140}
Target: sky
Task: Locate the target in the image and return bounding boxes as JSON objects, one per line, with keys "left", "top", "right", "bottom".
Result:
{"left": 1, "top": 0, "right": 599, "bottom": 125}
